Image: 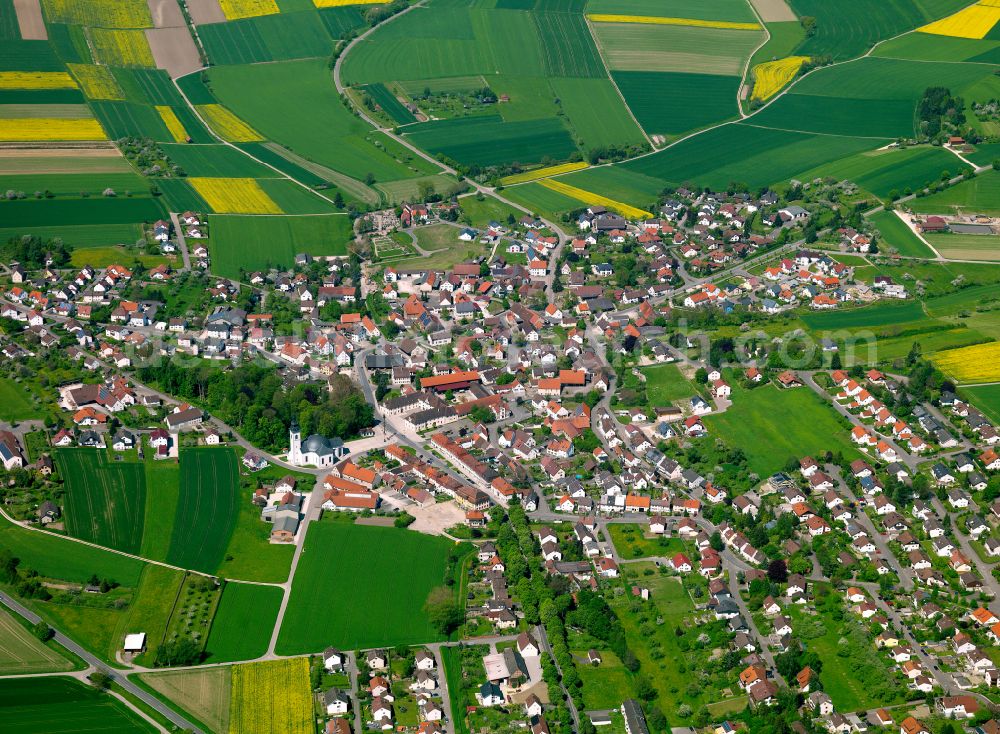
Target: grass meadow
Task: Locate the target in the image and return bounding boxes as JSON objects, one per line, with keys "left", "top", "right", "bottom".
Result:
{"left": 0, "top": 377, "right": 43, "bottom": 421}
{"left": 641, "top": 362, "right": 698, "bottom": 404}
{"left": 867, "top": 209, "right": 937, "bottom": 258}
{"left": 703, "top": 381, "right": 858, "bottom": 476}
{"left": 276, "top": 519, "right": 462, "bottom": 652}
{"left": 205, "top": 583, "right": 282, "bottom": 662}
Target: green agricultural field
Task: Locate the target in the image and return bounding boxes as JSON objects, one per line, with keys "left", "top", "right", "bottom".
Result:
{"left": 319, "top": 6, "right": 366, "bottom": 38}
{"left": 642, "top": 363, "right": 698, "bottom": 404}
{"left": 205, "top": 583, "right": 282, "bottom": 662}
{"left": 868, "top": 210, "right": 937, "bottom": 258}
{"left": 162, "top": 144, "right": 275, "bottom": 178}
{"left": 112, "top": 68, "right": 184, "bottom": 106}
{"left": 139, "top": 456, "right": 182, "bottom": 550}
{"left": 363, "top": 82, "right": 416, "bottom": 125}
{"left": 376, "top": 174, "right": 466, "bottom": 205}
{"left": 208, "top": 213, "right": 352, "bottom": 278}
{"left": 585, "top": 0, "right": 757, "bottom": 22}
{"left": 593, "top": 22, "right": 763, "bottom": 76}
{"left": 0, "top": 377, "right": 42, "bottom": 421}
{"left": 748, "top": 21, "right": 807, "bottom": 69}
{"left": 796, "top": 146, "right": 964, "bottom": 199}
{"left": 405, "top": 115, "right": 577, "bottom": 167}
{"left": 0, "top": 516, "right": 144, "bottom": 586}
{"left": 237, "top": 143, "right": 335, "bottom": 188}
{"left": 0, "top": 677, "right": 155, "bottom": 733}
{"left": 801, "top": 300, "right": 926, "bottom": 331}
{"left": 256, "top": 178, "right": 340, "bottom": 214}
{"left": 961, "top": 384, "right": 1000, "bottom": 424}
{"left": 215, "top": 491, "right": 295, "bottom": 583}
{"left": 561, "top": 165, "right": 663, "bottom": 208}
{"left": 0, "top": 608, "right": 73, "bottom": 675}
{"left": 503, "top": 180, "right": 588, "bottom": 222}
{"left": 0, "top": 196, "right": 164, "bottom": 227}
{"left": 966, "top": 142, "right": 1000, "bottom": 168}
{"left": 617, "top": 122, "right": 882, "bottom": 190}
{"left": 911, "top": 170, "right": 1000, "bottom": 216}
{"left": 166, "top": 448, "right": 240, "bottom": 575}
{"left": 155, "top": 179, "right": 209, "bottom": 214}
{"left": 787, "top": 0, "right": 970, "bottom": 60}
{"left": 549, "top": 77, "right": 647, "bottom": 150}
{"left": 613, "top": 71, "right": 741, "bottom": 136}
{"left": 0, "top": 152, "right": 133, "bottom": 176}
{"left": 276, "top": 519, "right": 465, "bottom": 652}
{"left": 0, "top": 172, "right": 148, "bottom": 197}
{"left": 199, "top": 10, "right": 334, "bottom": 65}
{"left": 208, "top": 59, "right": 423, "bottom": 183}
{"left": 791, "top": 55, "right": 992, "bottom": 100}
{"left": 57, "top": 449, "right": 146, "bottom": 555}
{"left": 925, "top": 233, "right": 1000, "bottom": 261}
{"left": 536, "top": 11, "right": 605, "bottom": 77}
{"left": 752, "top": 93, "right": 917, "bottom": 139}
{"left": 458, "top": 193, "right": 524, "bottom": 227}
{"left": 873, "top": 31, "right": 1000, "bottom": 62}
{"left": 91, "top": 100, "right": 171, "bottom": 141}
{"left": 703, "top": 382, "right": 858, "bottom": 476}
{"left": 141, "top": 667, "right": 231, "bottom": 734}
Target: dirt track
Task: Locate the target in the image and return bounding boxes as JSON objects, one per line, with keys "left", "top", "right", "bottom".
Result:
{"left": 12, "top": 0, "right": 46, "bottom": 40}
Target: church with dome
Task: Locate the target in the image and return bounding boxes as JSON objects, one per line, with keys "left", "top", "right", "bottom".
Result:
{"left": 287, "top": 419, "right": 348, "bottom": 468}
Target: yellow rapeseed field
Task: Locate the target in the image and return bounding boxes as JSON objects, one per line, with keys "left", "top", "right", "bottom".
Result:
{"left": 189, "top": 178, "right": 283, "bottom": 214}
{"left": 41, "top": 0, "right": 152, "bottom": 28}
{"left": 752, "top": 56, "right": 810, "bottom": 101}
{"left": 156, "top": 107, "right": 188, "bottom": 142}
{"left": 933, "top": 341, "right": 1000, "bottom": 383}
{"left": 313, "top": 0, "right": 383, "bottom": 6}
{"left": 501, "top": 161, "right": 590, "bottom": 185}
{"left": 0, "top": 118, "right": 107, "bottom": 142}
{"left": 89, "top": 29, "right": 156, "bottom": 67}
{"left": 229, "top": 659, "right": 312, "bottom": 734}
{"left": 540, "top": 179, "right": 652, "bottom": 220}
{"left": 67, "top": 64, "right": 124, "bottom": 101}
{"left": 919, "top": 1, "right": 1000, "bottom": 39}
{"left": 586, "top": 14, "right": 760, "bottom": 30}
{"left": 196, "top": 104, "right": 263, "bottom": 143}
{"left": 219, "top": 0, "right": 280, "bottom": 20}
{"left": 0, "top": 71, "right": 76, "bottom": 90}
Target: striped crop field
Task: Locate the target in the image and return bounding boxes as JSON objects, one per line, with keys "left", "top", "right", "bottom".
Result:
{"left": 189, "top": 177, "right": 283, "bottom": 214}
{"left": 156, "top": 107, "right": 188, "bottom": 142}
{"left": 0, "top": 72, "right": 76, "bottom": 90}
{"left": 68, "top": 65, "right": 124, "bottom": 101}
{"left": 197, "top": 104, "right": 263, "bottom": 142}
{"left": 219, "top": 0, "right": 280, "bottom": 20}
{"left": 501, "top": 161, "right": 590, "bottom": 185}
{"left": 0, "top": 118, "right": 107, "bottom": 141}
{"left": 587, "top": 14, "right": 759, "bottom": 30}
{"left": 919, "top": 1, "right": 1000, "bottom": 39}
{"left": 540, "top": 178, "right": 652, "bottom": 219}
{"left": 752, "top": 56, "right": 809, "bottom": 101}
{"left": 89, "top": 29, "right": 156, "bottom": 67}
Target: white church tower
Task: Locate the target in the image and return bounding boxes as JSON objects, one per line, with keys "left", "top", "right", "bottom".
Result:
{"left": 288, "top": 418, "right": 301, "bottom": 465}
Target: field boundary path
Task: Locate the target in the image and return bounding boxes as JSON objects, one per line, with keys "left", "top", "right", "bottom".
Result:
{"left": 0, "top": 591, "right": 205, "bottom": 734}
